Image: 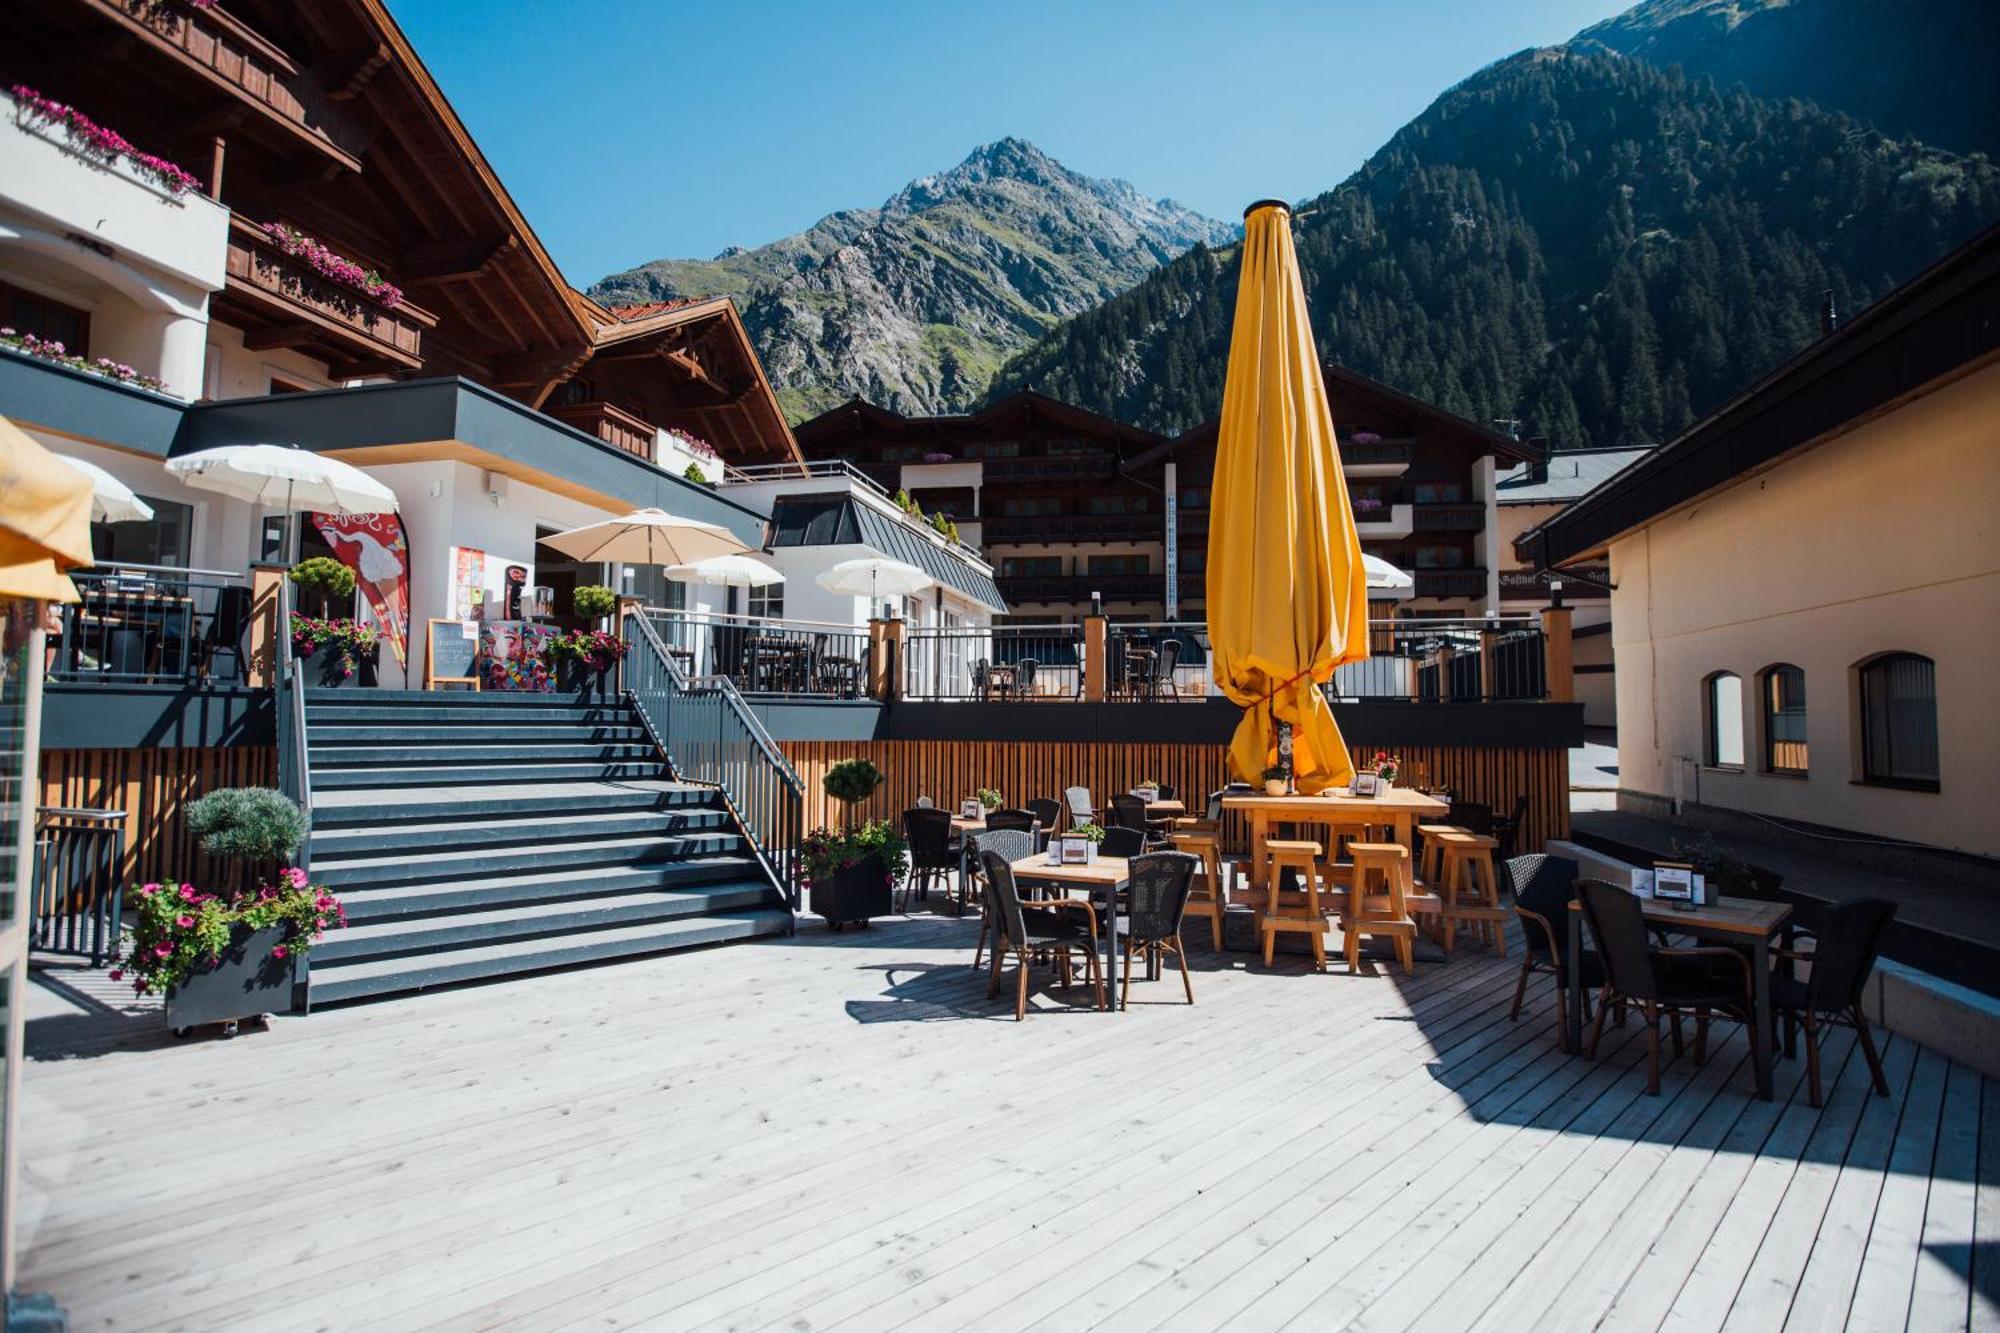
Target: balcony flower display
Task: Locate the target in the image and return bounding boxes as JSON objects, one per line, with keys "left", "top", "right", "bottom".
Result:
{"left": 1, "top": 328, "right": 168, "bottom": 392}
{"left": 9, "top": 85, "right": 202, "bottom": 196}
{"left": 922, "top": 451, "right": 954, "bottom": 463}
{"left": 543, "top": 628, "right": 630, "bottom": 695}
{"left": 289, "top": 613, "right": 380, "bottom": 686}
{"left": 1351, "top": 431, "right": 1383, "bottom": 445}
{"left": 665, "top": 429, "right": 718, "bottom": 461}
{"left": 262, "top": 222, "right": 404, "bottom": 310}
{"left": 1354, "top": 496, "right": 1386, "bottom": 513}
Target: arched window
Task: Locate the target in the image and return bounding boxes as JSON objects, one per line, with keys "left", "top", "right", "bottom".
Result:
{"left": 1761, "top": 665, "right": 1808, "bottom": 774}
{"left": 1704, "top": 671, "right": 1745, "bottom": 768}
{"left": 1859, "top": 653, "right": 1939, "bottom": 790}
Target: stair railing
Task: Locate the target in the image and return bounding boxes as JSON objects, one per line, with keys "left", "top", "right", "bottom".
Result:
{"left": 274, "top": 575, "right": 313, "bottom": 876}
{"left": 624, "top": 609, "right": 803, "bottom": 914}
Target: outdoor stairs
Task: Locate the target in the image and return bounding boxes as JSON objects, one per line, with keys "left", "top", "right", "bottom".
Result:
{"left": 299, "top": 688, "right": 791, "bottom": 1005}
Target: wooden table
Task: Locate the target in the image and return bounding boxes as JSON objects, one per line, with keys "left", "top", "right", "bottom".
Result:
{"left": 1144, "top": 798, "right": 1186, "bottom": 817}
{"left": 1564, "top": 894, "right": 1793, "bottom": 1100}
{"left": 1223, "top": 789, "right": 1449, "bottom": 895}
{"left": 1011, "top": 853, "right": 1129, "bottom": 1006}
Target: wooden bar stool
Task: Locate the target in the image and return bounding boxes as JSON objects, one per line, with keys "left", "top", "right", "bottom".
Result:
{"left": 1436, "top": 831, "right": 1508, "bottom": 957}
{"left": 1343, "top": 843, "right": 1417, "bottom": 975}
{"left": 1170, "top": 831, "right": 1229, "bottom": 951}
{"left": 1260, "top": 840, "right": 1337, "bottom": 970}
{"left": 1417, "top": 823, "right": 1467, "bottom": 888}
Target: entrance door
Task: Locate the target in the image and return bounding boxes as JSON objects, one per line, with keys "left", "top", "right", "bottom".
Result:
{"left": 532, "top": 526, "right": 603, "bottom": 631}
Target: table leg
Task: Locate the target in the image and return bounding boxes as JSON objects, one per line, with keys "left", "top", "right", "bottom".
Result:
{"left": 1251, "top": 812, "right": 1270, "bottom": 895}
{"left": 1751, "top": 934, "right": 1774, "bottom": 1100}
{"left": 1101, "top": 883, "right": 1117, "bottom": 1012}
{"left": 1565, "top": 908, "right": 1585, "bottom": 1055}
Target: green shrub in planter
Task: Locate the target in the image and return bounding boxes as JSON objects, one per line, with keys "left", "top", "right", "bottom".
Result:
{"left": 184, "top": 788, "right": 307, "bottom": 863}
{"left": 289, "top": 557, "right": 355, "bottom": 617}
{"left": 573, "top": 584, "right": 617, "bottom": 621}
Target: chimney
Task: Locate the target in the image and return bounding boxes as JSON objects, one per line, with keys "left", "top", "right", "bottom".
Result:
{"left": 1526, "top": 436, "right": 1550, "bottom": 486}
{"left": 1820, "top": 289, "right": 1839, "bottom": 336}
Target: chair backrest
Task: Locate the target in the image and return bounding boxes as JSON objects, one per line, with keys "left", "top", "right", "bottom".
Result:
{"left": 1026, "top": 798, "right": 1062, "bottom": 830}
{"left": 916, "top": 795, "right": 934, "bottom": 809}
{"left": 985, "top": 809, "right": 1036, "bottom": 833}
{"left": 971, "top": 658, "right": 990, "bottom": 691}
{"left": 1064, "top": 786, "right": 1094, "bottom": 823}
{"left": 1499, "top": 794, "right": 1531, "bottom": 857}
{"left": 1576, "top": 878, "right": 1661, "bottom": 1002}
{"left": 902, "top": 807, "right": 953, "bottom": 863}
{"left": 967, "top": 827, "right": 1035, "bottom": 881}
{"left": 1504, "top": 853, "right": 1579, "bottom": 923}
{"left": 1204, "top": 788, "right": 1228, "bottom": 823}
{"left": 978, "top": 849, "right": 1030, "bottom": 952}
{"left": 1446, "top": 800, "right": 1495, "bottom": 837}
{"left": 1155, "top": 638, "right": 1182, "bottom": 679}
{"left": 1155, "top": 783, "right": 1176, "bottom": 801}
{"left": 1014, "top": 658, "right": 1039, "bottom": 692}
{"left": 1807, "top": 897, "right": 1897, "bottom": 1011}
{"left": 1124, "top": 851, "right": 1198, "bottom": 941}
{"left": 1100, "top": 826, "right": 1146, "bottom": 860}
{"left": 208, "top": 585, "right": 252, "bottom": 648}
{"left": 1108, "top": 793, "right": 1150, "bottom": 833}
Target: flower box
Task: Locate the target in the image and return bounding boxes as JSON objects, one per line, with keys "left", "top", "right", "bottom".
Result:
{"left": 165, "top": 924, "right": 295, "bottom": 1035}
{"left": 809, "top": 855, "right": 893, "bottom": 929}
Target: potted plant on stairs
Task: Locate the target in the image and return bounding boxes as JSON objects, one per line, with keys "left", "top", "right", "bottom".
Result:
{"left": 543, "top": 628, "right": 630, "bottom": 697}
{"left": 287, "top": 557, "right": 380, "bottom": 687}
{"left": 803, "top": 758, "right": 904, "bottom": 930}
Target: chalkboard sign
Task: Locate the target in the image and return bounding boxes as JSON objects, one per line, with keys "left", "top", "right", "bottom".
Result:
{"left": 425, "top": 618, "right": 481, "bottom": 690}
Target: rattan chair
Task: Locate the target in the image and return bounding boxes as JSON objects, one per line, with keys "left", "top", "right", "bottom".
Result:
{"left": 1772, "top": 897, "right": 1897, "bottom": 1108}
{"left": 1026, "top": 797, "right": 1063, "bottom": 832}
{"left": 964, "top": 828, "right": 1037, "bottom": 970}
{"left": 1116, "top": 851, "right": 1199, "bottom": 1009}
{"left": 1099, "top": 826, "right": 1146, "bottom": 860}
{"left": 1109, "top": 793, "right": 1171, "bottom": 843}
{"left": 1504, "top": 853, "right": 1603, "bottom": 1045}
{"left": 901, "top": 807, "right": 955, "bottom": 912}
{"left": 1064, "top": 786, "right": 1095, "bottom": 826}
{"left": 1577, "top": 879, "right": 1756, "bottom": 1096}
{"left": 979, "top": 848, "right": 1104, "bottom": 1019}
{"left": 984, "top": 808, "right": 1036, "bottom": 834}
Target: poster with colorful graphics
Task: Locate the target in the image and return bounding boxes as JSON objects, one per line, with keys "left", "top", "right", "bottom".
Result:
{"left": 312, "top": 512, "right": 411, "bottom": 668}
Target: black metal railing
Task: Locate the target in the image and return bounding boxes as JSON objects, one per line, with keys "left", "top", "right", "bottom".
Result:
{"left": 275, "top": 576, "right": 313, "bottom": 875}
{"left": 902, "top": 623, "right": 1087, "bottom": 700}
{"left": 50, "top": 565, "right": 252, "bottom": 684}
{"left": 1323, "top": 618, "right": 1547, "bottom": 701}
{"left": 626, "top": 611, "right": 803, "bottom": 911}
{"left": 644, "top": 609, "right": 868, "bottom": 699}
{"left": 1105, "top": 622, "right": 1212, "bottom": 699}
{"left": 31, "top": 807, "right": 127, "bottom": 965}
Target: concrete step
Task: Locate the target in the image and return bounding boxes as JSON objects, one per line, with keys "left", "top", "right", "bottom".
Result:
{"left": 332, "top": 856, "right": 759, "bottom": 923}
{"left": 308, "top": 724, "right": 650, "bottom": 745}
{"left": 311, "top": 780, "right": 714, "bottom": 827}
{"left": 311, "top": 760, "right": 667, "bottom": 790}
{"left": 307, "top": 741, "right": 659, "bottom": 767}
{"left": 309, "top": 807, "right": 730, "bottom": 857}
{"left": 307, "top": 910, "right": 792, "bottom": 1005}
{"left": 312, "top": 831, "right": 746, "bottom": 889}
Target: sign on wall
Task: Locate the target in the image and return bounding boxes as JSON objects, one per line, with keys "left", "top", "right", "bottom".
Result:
{"left": 313, "top": 513, "right": 411, "bottom": 667}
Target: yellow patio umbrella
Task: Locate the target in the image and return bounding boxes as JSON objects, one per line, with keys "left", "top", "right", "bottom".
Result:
{"left": 0, "top": 414, "right": 95, "bottom": 603}
{"left": 1206, "top": 200, "right": 1369, "bottom": 792}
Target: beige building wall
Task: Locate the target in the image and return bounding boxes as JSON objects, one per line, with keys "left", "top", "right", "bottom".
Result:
{"left": 1608, "top": 359, "right": 2000, "bottom": 857}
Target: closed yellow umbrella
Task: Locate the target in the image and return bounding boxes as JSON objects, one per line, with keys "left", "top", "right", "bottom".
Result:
{"left": 1206, "top": 200, "right": 1369, "bottom": 792}
{"left": 0, "top": 414, "right": 94, "bottom": 603}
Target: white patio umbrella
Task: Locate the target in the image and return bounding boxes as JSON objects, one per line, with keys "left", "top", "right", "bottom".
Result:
{"left": 815, "top": 555, "right": 929, "bottom": 615}
{"left": 1363, "top": 552, "right": 1415, "bottom": 599}
{"left": 663, "top": 553, "right": 784, "bottom": 589}
{"left": 165, "top": 443, "right": 397, "bottom": 559}
{"left": 542, "top": 508, "right": 747, "bottom": 566}
{"left": 53, "top": 454, "right": 153, "bottom": 523}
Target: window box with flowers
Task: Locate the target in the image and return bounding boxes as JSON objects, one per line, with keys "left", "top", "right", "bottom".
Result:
{"left": 111, "top": 869, "right": 346, "bottom": 1036}
{"left": 542, "top": 628, "right": 631, "bottom": 696}
{"left": 289, "top": 613, "right": 379, "bottom": 687}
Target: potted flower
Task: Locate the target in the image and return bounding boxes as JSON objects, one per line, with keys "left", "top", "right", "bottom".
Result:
{"left": 807, "top": 758, "right": 896, "bottom": 928}
{"left": 1373, "top": 752, "right": 1401, "bottom": 790}
{"left": 975, "top": 787, "right": 1003, "bottom": 812}
{"left": 572, "top": 583, "right": 617, "bottom": 630}
{"left": 289, "top": 613, "right": 378, "bottom": 687}
{"left": 1133, "top": 777, "right": 1161, "bottom": 802}
{"left": 111, "top": 869, "right": 345, "bottom": 1037}
{"left": 1060, "top": 821, "right": 1107, "bottom": 863}
{"left": 543, "top": 628, "right": 631, "bottom": 696}
{"left": 1262, "top": 764, "right": 1290, "bottom": 798}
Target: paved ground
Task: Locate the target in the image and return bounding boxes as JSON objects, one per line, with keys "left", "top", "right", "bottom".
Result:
{"left": 18, "top": 908, "right": 1998, "bottom": 1331}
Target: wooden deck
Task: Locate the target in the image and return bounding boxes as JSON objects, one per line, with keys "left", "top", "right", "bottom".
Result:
{"left": 17, "top": 913, "right": 1999, "bottom": 1331}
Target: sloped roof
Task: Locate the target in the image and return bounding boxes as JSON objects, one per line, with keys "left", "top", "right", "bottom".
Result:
{"left": 1495, "top": 448, "right": 1651, "bottom": 503}
{"left": 766, "top": 494, "right": 1006, "bottom": 612}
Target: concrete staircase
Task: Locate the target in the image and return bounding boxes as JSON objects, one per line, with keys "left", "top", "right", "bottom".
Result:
{"left": 300, "top": 689, "right": 791, "bottom": 1005}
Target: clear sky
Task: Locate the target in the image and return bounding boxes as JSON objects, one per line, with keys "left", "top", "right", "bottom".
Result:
{"left": 387, "top": 0, "right": 1626, "bottom": 288}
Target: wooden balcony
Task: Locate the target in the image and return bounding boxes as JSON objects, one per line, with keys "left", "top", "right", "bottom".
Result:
{"left": 546, "top": 401, "right": 657, "bottom": 461}
{"left": 218, "top": 215, "right": 436, "bottom": 376}
{"left": 1415, "top": 568, "right": 1488, "bottom": 599}
{"left": 982, "top": 512, "right": 1160, "bottom": 543}
{"left": 1413, "top": 501, "right": 1486, "bottom": 533}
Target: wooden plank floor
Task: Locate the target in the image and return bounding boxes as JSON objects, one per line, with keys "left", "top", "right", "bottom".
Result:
{"left": 16, "top": 912, "right": 1996, "bottom": 1332}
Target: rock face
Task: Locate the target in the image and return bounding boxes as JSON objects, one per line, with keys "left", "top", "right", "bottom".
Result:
{"left": 587, "top": 139, "right": 1235, "bottom": 421}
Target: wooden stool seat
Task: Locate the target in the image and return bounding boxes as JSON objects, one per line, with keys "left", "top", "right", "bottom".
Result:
{"left": 1260, "top": 840, "right": 1336, "bottom": 971}
{"left": 1435, "top": 831, "right": 1508, "bottom": 957}
{"left": 1343, "top": 842, "right": 1417, "bottom": 975}
{"left": 1170, "top": 831, "right": 1230, "bottom": 951}
{"left": 1417, "top": 823, "right": 1468, "bottom": 887}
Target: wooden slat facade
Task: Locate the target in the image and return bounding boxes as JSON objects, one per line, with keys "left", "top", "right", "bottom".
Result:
{"left": 781, "top": 740, "right": 1569, "bottom": 852}
{"left": 38, "top": 748, "right": 276, "bottom": 888}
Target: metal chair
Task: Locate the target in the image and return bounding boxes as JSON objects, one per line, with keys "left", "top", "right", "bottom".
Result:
{"left": 1064, "top": 786, "right": 1094, "bottom": 827}
{"left": 1147, "top": 637, "right": 1184, "bottom": 700}
{"left": 1116, "top": 851, "right": 1199, "bottom": 1009}
{"left": 1009, "top": 657, "right": 1040, "bottom": 699}
{"left": 1771, "top": 897, "right": 1897, "bottom": 1108}
{"left": 1577, "top": 879, "right": 1756, "bottom": 1096}
{"left": 1503, "top": 853, "right": 1603, "bottom": 1046}
{"left": 200, "top": 584, "right": 252, "bottom": 682}
{"left": 979, "top": 849, "right": 1104, "bottom": 1019}
{"left": 901, "top": 807, "right": 955, "bottom": 911}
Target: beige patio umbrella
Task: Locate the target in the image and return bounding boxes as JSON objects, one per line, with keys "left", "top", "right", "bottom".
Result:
{"left": 663, "top": 553, "right": 784, "bottom": 589}
{"left": 52, "top": 454, "right": 154, "bottom": 524}
{"left": 543, "top": 508, "right": 747, "bottom": 566}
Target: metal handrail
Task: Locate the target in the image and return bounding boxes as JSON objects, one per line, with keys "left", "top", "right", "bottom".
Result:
{"left": 274, "top": 576, "right": 313, "bottom": 872}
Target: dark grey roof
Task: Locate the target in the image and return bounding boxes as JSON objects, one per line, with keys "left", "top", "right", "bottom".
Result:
{"left": 768, "top": 493, "right": 1006, "bottom": 612}
{"left": 1495, "top": 449, "right": 1651, "bottom": 503}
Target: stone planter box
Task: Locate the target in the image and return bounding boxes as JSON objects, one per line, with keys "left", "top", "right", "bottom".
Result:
{"left": 166, "top": 924, "right": 296, "bottom": 1036}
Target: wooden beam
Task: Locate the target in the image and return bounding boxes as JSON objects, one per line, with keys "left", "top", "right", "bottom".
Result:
{"left": 240, "top": 322, "right": 320, "bottom": 353}
{"left": 402, "top": 234, "right": 517, "bottom": 284}
{"left": 325, "top": 43, "right": 394, "bottom": 102}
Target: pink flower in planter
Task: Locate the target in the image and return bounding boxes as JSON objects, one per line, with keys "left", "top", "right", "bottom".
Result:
{"left": 140, "top": 883, "right": 159, "bottom": 896}
{"left": 260, "top": 887, "right": 276, "bottom": 901}
{"left": 109, "top": 969, "right": 123, "bottom": 982}
{"left": 153, "top": 943, "right": 172, "bottom": 958}
{"left": 178, "top": 884, "right": 196, "bottom": 901}
{"left": 272, "top": 945, "right": 289, "bottom": 960}
{"left": 284, "top": 866, "right": 309, "bottom": 889}
{"left": 175, "top": 914, "right": 194, "bottom": 928}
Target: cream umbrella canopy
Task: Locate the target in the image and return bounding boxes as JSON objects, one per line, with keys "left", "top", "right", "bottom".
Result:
{"left": 52, "top": 454, "right": 154, "bottom": 524}
{"left": 663, "top": 553, "right": 784, "bottom": 589}
{"left": 542, "top": 508, "right": 747, "bottom": 566}
{"left": 1205, "top": 200, "right": 1370, "bottom": 792}
{"left": 165, "top": 443, "right": 397, "bottom": 560}
{"left": 1363, "top": 553, "right": 1415, "bottom": 599}
{"left": 814, "top": 556, "right": 928, "bottom": 617}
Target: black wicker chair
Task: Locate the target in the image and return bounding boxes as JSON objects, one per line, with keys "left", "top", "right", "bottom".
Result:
{"left": 1772, "top": 897, "right": 1897, "bottom": 1108}
{"left": 1577, "top": 879, "right": 1756, "bottom": 1096}
{"left": 964, "top": 828, "right": 1037, "bottom": 970}
{"left": 1026, "top": 798, "right": 1063, "bottom": 832}
{"left": 984, "top": 808, "right": 1036, "bottom": 834}
{"left": 1493, "top": 795, "right": 1531, "bottom": 861}
{"left": 1503, "top": 853, "right": 1604, "bottom": 1045}
{"left": 901, "top": 807, "right": 955, "bottom": 912}
{"left": 1109, "top": 793, "right": 1170, "bottom": 843}
{"left": 1155, "top": 783, "right": 1177, "bottom": 801}
{"left": 979, "top": 849, "right": 1104, "bottom": 1019}
{"left": 1099, "top": 826, "right": 1146, "bottom": 860}
{"left": 1116, "top": 851, "right": 1199, "bottom": 1009}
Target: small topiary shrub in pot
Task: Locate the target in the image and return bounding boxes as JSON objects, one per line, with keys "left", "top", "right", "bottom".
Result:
{"left": 808, "top": 758, "right": 894, "bottom": 928}
{"left": 572, "top": 583, "right": 617, "bottom": 627}
{"left": 288, "top": 556, "right": 356, "bottom": 618}
{"left": 183, "top": 787, "right": 306, "bottom": 890}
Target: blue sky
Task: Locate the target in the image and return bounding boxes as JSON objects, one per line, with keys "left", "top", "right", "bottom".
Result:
{"left": 388, "top": 0, "right": 1626, "bottom": 287}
